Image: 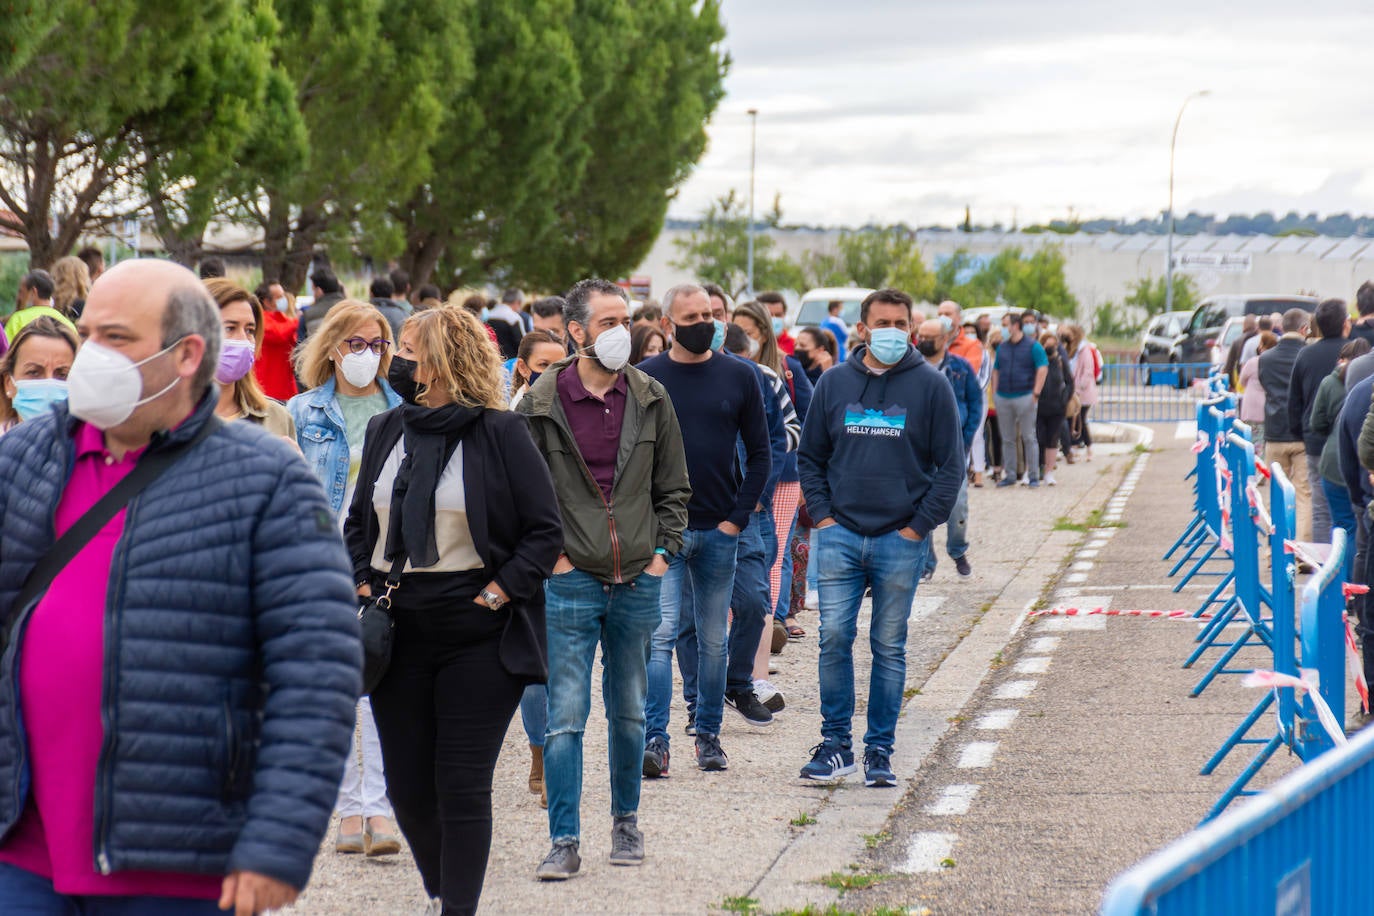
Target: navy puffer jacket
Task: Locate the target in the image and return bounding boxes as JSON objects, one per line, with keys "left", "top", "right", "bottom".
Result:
{"left": 0, "top": 392, "right": 361, "bottom": 890}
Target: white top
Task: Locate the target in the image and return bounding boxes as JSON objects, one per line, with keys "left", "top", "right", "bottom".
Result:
{"left": 371, "top": 439, "right": 483, "bottom": 573}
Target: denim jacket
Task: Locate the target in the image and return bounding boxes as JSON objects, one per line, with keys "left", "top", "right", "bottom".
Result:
{"left": 288, "top": 376, "right": 402, "bottom": 516}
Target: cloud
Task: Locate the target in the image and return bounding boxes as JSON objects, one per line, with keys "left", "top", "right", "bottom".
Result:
{"left": 674, "top": 0, "right": 1374, "bottom": 226}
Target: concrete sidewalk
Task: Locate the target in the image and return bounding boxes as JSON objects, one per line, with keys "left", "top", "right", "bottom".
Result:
{"left": 841, "top": 429, "right": 1332, "bottom": 915}
{"left": 285, "top": 435, "right": 1145, "bottom": 915}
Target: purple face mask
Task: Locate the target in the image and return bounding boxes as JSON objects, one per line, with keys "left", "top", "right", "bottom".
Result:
{"left": 215, "top": 339, "right": 256, "bottom": 385}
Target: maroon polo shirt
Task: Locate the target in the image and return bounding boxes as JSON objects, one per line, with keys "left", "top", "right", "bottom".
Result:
{"left": 557, "top": 363, "right": 627, "bottom": 502}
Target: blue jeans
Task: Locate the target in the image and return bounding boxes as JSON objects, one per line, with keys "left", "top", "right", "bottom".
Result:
{"left": 645, "top": 527, "right": 740, "bottom": 742}
{"left": 679, "top": 508, "right": 771, "bottom": 701}
{"left": 519, "top": 684, "right": 547, "bottom": 747}
{"left": 1322, "top": 479, "right": 1357, "bottom": 582}
{"left": 815, "top": 523, "right": 930, "bottom": 751}
{"left": 0, "top": 864, "right": 222, "bottom": 915}
{"left": 923, "top": 479, "right": 969, "bottom": 576}
{"left": 543, "top": 568, "right": 661, "bottom": 844}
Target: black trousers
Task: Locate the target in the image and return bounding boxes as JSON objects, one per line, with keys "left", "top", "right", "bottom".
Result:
{"left": 986, "top": 413, "right": 1002, "bottom": 470}
{"left": 371, "top": 591, "right": 526, "bottom": 916}
{"left": 1037, "top": 412, "right": 1066, "bottom": 469}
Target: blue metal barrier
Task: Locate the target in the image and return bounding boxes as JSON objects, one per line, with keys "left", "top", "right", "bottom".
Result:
{"left": 1101, "top": 724, "right": 1374, "bottom": 915}
{"left": 1097, "top": 362, "right": 1219, "bottom": 423}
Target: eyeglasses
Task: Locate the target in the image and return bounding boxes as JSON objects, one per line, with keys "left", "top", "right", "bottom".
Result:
{"left": 341, "top": 336, "right": 390, "bottom": 356}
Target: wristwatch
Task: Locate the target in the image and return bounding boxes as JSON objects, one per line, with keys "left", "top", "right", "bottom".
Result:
{"left": 480, "top": 588, "right": 507, "bottom": 610}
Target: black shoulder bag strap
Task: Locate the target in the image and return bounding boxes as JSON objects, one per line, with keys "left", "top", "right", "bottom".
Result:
{"left": 3, "top": 416, "right": 221, "bottom": 653}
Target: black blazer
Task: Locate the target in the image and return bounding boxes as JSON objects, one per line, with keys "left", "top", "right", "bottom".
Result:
{"left": 343, "top": 406, "right": 564, "bottom": 681}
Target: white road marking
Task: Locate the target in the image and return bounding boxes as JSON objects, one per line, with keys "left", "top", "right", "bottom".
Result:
{"left": 926, "top": 784, "right": 980, "bottom": 816}
{"left": 993, "top": 679, "right": 1037, "bottom": 698}
{"left": 898, "top": 832, "right": 959, "bottom": 874}
{"left": 1077, "top": 550, "right": 1099, "bottom": 559}
{"left": 1066, "top": 573, "right": 1088, "bottom": 584}
{"left": 1071, "top": 561, "right": 1094, "bottom": 572}
{"left": 1041, "top": 615, "right": 1107, "bottom": 631}
{"left": 1029, "top": 637, "right": 1060, "bottom": 653}
{"left": 976, "top": 709, "right": 1020, "bottom": 730}
{"left": 956, "top": 742, "right": 999, "bottom": 768}
{"left": 1014, "top": 656, "right": 1051, "bottom": 674}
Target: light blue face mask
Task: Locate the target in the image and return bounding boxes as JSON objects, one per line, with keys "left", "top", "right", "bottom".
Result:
{"left": 1022, "top": 323, "right": 1036, "bottom": 336}
{"left": 771, "top": 317, "right": 785, "bottom": 336}
{"left": 711, "top": 319, "right": 727, "bottom": 352}
{"left": 867, "top": 327, "right": 910, "bottom": 365}
{"left": 11, "top": 378, "right": 69, "bottom": 421}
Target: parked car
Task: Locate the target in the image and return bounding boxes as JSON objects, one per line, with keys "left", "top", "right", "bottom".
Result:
{"left": 1210, "top": 316, "right": 1248, "bottom": 374}
{"left": 1138, "top": 310, "right": 1193, "bottom": 366}
{"left": 1177, "top": 294, "right": 1317, "bottom": 365}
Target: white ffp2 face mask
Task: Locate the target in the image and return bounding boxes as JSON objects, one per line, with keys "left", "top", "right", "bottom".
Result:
{"left": 338, "top": 349, "right": 382, "bottom": 388}
{"left": 67, "top": 339, "right": 183, "bottom": 430}
{"left": 587, "top": 324, "right": 631, "bottom": 373}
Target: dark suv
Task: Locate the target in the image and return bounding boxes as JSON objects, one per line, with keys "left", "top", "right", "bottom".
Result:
{"left": 1177, "top": 294, "right": 1318, "bottom": 365}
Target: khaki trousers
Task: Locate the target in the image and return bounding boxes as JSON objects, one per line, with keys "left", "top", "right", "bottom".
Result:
{"left": 1265, "top": 440, "right": 1312, "bottom": 542}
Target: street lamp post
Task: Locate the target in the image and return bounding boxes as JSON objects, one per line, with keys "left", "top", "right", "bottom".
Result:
{"left": 746, "top": 107, "right": 758, "bottom": 298}
{"left": 1165, "top": 90, "right": 1210, "bottom": 313}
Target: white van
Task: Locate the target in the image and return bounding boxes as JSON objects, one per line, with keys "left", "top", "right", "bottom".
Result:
{"left": 790, "top": 287, "right": 875, "bottom": 334}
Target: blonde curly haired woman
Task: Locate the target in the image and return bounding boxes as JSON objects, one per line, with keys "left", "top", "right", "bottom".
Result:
{"left": 344, "top": 307, "right": 562, "bottom": 915}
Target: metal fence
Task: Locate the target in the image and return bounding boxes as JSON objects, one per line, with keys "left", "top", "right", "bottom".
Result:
{"left": 1100, "top": 724, "right": 1374, "bottom": 915}
{"left": 1093, "top": 362, "right": 1217, "bottom": 423}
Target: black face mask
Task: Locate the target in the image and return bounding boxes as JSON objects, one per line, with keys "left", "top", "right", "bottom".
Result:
{"left": 387, "top": 356, "right": 420, "bottom": 405}
{"left": 795, "top": 349, "right": 814, "bottom": 370}
{"left": 916, "top": 340, "right": 940, "bottom": 358}
{"left": 673, "top": 320, "right": 716, "bottom": 355}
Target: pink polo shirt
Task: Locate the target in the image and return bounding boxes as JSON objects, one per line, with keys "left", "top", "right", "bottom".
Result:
{"left": 0, "top": 422, "right": 221, "bottom": 899}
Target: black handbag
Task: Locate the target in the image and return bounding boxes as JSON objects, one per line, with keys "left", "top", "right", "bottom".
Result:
{"left": 359, "top": 552, "right": 405, "bottom": 695}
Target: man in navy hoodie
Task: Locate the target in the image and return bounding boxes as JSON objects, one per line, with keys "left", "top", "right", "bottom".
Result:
{"left": 797, "top": 288, "right": 963, "bottom": 787}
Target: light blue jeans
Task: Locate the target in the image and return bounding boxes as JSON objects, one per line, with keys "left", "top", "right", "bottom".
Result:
{"left": 543, "top": 568, "right": 662, "bottom": 844}
{"left": 644, "top": 526, "right": 740, "bottom": 742}
{"left": 815, "top": 523, "right": 930, "bottom": 752}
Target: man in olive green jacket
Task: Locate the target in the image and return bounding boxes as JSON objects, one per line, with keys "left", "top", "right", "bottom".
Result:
{"left": 517, "top": 278, "right": 690, "bottom": 881}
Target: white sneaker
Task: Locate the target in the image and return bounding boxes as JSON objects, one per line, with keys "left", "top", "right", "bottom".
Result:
{"left": 804, "top": 589, "right": 820, "bottom": 610}
{"left": 768, "top": 659, "right": 779, "bottom": 674}
{"left": 1018, "top": 475, "right": 1030, "bottom": 486}
{"left": 1044, "top": 473, "right": 1057, "bottom": 486}
{"left": 753, "top": 678, "right": 786, "bottom": 713}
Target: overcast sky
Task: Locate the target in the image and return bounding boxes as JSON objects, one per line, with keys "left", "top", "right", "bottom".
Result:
{"left": 670, "top": 0, "right": 1374, "bottom": 228}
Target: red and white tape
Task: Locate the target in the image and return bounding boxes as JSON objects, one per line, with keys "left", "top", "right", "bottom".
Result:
{"left": 1032, "top": 607, "right": 1208, "bottom": 620}
{"left": 1243, "top": 669, "right": 1348, "bottom": 748}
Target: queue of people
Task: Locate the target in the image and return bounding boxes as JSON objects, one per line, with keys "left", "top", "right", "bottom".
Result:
{"left": 0, "top": 260, "right": 981, "bottom": 915}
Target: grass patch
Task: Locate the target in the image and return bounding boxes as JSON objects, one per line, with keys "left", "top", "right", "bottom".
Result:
{"left": 720, "top": 897, "right": 760, "bottom": 914}
{"left": 1084, "top": 507, "right": 1127, "bottom": 529}
{"left": 903, "top": 687, "right": 921, "bottom": 699}
{"left": 790, "top": 811, "right": 817, "bottom": 827}
{"left": 989, "top": 650, "right": 1005, "bottom": 669}
{"left": 1052, "top": 516, "right": 1088, "bottom": 533}
{"left": 863, "top": 830, "right": 891, "bottom": 849}
{"left": 819, "top": 870, "right": 888, "bottom": 891}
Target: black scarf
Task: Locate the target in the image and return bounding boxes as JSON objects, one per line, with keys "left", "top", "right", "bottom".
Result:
{"left": 384, "top": 402, "right": 484, "bottom": 568}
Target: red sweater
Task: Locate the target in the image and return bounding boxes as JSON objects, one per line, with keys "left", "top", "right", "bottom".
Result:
{"left": 255, "top": 310, "right": 299, "bottom": 401}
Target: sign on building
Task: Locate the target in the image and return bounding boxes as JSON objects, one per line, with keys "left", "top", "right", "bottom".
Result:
{"left": 1171, "top": 252, "right": 1252, "bottom": 273}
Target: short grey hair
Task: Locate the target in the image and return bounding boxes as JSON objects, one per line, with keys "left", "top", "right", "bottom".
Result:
{"left": 563, "top": 278, "right": 627, "bottom": 337}
{"left": 663, "top": 283, "right": 708, "bottom": 319}
{"left": 162, "top": 282, "right": 222, "bottom": 398}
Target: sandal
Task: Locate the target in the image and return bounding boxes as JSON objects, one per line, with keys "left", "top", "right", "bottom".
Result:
{"left": 786, "top": 623, "right": 806, "bottom": 639}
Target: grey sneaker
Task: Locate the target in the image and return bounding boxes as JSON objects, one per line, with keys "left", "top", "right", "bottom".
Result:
{"left": 609, "top": 817, "right": 644, "bottom": 866}
{"left": 695, "top": 732, "right": 729, "bottom": 771}
{"left": 535, "top": 840, "right": 581, "bottom": 881}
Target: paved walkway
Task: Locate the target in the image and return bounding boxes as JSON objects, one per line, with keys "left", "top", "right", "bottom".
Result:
{"left": 286, "top": 432, "right": 1146, "bottom": 915}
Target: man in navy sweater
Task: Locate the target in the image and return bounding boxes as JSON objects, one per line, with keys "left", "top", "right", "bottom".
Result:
{"left": 798, "top": 288, "right": 963, "bottom": 787}
{"left": 639, "top": 284, "right": 771, "bottom": 774}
